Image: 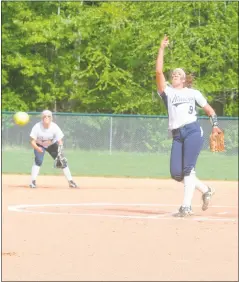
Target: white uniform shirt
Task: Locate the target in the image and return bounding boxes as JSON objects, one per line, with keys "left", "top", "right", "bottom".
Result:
{"left": 158, "top": 86, "right": 207, "bottom": 130}
{"left": 30, "top": 122, "right": 64, "bottom": 148}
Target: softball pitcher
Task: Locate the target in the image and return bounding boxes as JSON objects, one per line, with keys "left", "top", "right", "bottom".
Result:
{"left": 29, "top": 110, "right": 78, "bottom": 188}
{"left": 156, "top": 35, "right": 223, "bottom": 217}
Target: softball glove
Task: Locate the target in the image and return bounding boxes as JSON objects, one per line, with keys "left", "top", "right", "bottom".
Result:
{"left": 209, "top": 131, "right": 225, "bottom": 152}
{"left": 54, "top": 144, "right": 68, "bottom": 168}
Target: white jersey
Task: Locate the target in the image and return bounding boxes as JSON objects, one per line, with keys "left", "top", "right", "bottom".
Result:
{"left": 158, "top": 86, "right": 207, "bottom": 130}
{"left": 30, "top": 121, "right": 64, "bottom": 148}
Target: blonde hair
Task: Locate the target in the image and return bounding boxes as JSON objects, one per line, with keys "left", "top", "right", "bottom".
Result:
{"left": 184, "top": 74, "right": 195, "bottom": 88}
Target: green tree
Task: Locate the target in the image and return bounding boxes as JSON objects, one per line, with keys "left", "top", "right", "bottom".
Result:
{"left": 2, "top": 1, "right": 238, "bottom": 116}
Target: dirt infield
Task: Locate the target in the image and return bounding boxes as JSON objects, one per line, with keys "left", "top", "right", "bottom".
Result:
{"left": 2, "top": 174, "right": 238, "bottom": 281}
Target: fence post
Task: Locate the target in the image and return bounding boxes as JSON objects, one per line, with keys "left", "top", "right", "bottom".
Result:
{"left": 109, "top": 116, "right": 113, "bottom": 154}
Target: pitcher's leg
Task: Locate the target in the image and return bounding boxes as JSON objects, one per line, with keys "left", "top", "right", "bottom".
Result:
{"left": 182, "top": 131, "right": 204, "bottom": 208}
{"left": 195, "top": 177, "right": 208, "bottom": 194}
{"left": 170, "top": 138, "right": 183, "bottom": 182}
{"left": 174, "top": 128, "right": 204, "bottom": 217}
{"left": 183, "top": 130, "right": 215, "bottom": 211}
{"left": 195, "top": 176, "right": 215, "bottom": 211}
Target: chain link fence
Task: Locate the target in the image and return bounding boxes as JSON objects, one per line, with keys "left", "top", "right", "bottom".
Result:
{"left": 1, "top": 112, "right": 238, "bottom": 180}
{"left": 2, "top": 112, "right": 238, "bottom": 154}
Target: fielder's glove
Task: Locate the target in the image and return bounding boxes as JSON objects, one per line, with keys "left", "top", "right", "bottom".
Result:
{"left": 209, "top": 131, "right": 225, "bottom": 152}
{"left": 54, "top": 144, "right": 68, "bottom": 168}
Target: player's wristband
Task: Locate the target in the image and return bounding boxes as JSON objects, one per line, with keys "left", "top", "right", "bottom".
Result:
{"left": 209, "top": 114, "right": 219, "bottom": 128}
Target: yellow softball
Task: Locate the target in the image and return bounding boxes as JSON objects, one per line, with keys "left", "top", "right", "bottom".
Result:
{"left": 13, "top": 112, "right": 30, "bottom": 126}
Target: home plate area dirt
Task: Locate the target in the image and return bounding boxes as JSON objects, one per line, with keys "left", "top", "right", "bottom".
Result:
{"left": 2, "top": 175, "right": 238, "bottom": 281}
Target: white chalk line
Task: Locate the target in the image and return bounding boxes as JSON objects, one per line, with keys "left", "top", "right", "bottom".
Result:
{"left": 8, "top": 202, "right": 238, "bottom": 208}
{"left": 8, "top": 203, "right": 238, "bottom": 222}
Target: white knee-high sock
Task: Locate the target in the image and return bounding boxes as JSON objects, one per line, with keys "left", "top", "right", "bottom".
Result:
{"left": 63, "top": 166, "right": 72, "bottom": 181}
{"left": 31, "top": 165, "right": 40, "bottom": 181}
{"left": 195, "top": 177, "right": 209, "bottom": 194}
{"left": 182, "top": 169, "right": 196, "bottom": 207}
{"left": 181, "top": 175, "right": 209, "bottom": 195}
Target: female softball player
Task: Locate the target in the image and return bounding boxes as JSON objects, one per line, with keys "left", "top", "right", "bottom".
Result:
{"left": 29, "top": 110, "right": 78, "bottom": 188}
{"left": 156, "top": 35, "right": 223, "bottom": 217}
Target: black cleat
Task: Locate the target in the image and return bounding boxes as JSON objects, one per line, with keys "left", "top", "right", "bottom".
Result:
{"left": 202, "top": 187, "right": 215, "bottom": 211}
{"left": 29, "top": 180, "right": 36, "bottom": 188}
{"left": 173, "top": 206, "right": 194, "bottom": 217}
{"left": 69, "top": 180, "right": 78, "bottom": 188}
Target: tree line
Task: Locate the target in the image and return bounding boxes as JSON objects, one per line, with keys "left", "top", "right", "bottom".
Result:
{"left": 2, "top": 1, "right": 238, "bottom": 116}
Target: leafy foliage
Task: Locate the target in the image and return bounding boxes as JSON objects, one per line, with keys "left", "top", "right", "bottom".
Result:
{"left": 2, "top": 2, "right": 238, "bottom": 115}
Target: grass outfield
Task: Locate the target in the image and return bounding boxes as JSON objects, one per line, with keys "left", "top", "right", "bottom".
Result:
{"left": 2, "top": 149, "right": 238, "bottom": 181}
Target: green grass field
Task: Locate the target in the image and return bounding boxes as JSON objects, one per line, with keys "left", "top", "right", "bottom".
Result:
{"left": 2, "top": 149, "right": 238, "bottom": 181}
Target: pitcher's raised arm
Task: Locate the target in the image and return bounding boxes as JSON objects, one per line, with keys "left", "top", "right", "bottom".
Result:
{"left": 156, "top": 35, "right": 169, "bottom": 94}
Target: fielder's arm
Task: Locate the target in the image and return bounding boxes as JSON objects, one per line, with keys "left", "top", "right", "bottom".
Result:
{"left": 30, "top": 138, "right": 43, "bottom": 152}
{"left": 54, "top": 138, "right": 67, "bottom": 169}
{"left": 54, "top": 124, "right": 64, "bottom": 147}
{"left": 57, "top": 139, "right": 64, "bottom": 154}
{"left": 58, "top": 139, "right": 63, "bottom": 146}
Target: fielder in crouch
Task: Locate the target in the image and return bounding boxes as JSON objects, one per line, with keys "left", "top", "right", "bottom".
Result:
{"left": 29, "top": 110, "right": 78, "bottom": 188}
{"left": 156, "top": 35, "right": 223, "bottom": 217}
